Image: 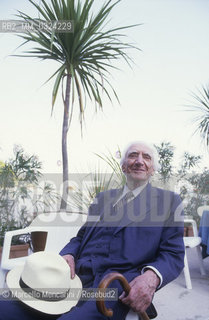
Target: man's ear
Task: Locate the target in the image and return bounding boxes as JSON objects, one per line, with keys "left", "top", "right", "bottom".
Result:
{"left": 150, "top": 168, "right": 155, "bottom": 176}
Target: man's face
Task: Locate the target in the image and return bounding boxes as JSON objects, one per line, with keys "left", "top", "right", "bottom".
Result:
{"left": 122, "top": 143, "right": 155, "bottom": 185}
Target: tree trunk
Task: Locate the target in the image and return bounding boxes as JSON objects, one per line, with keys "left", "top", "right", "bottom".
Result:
{"left": 60, "top": 74, "right": 72, "bottom": 210}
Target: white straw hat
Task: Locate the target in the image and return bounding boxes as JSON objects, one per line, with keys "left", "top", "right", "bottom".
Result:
{"left": 6, "top": 251, "right": 82, "bottom": 315}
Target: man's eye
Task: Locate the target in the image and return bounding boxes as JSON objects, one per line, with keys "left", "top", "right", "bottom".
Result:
{"left": 129, "top": 153, "right": 137, "bottom": 158}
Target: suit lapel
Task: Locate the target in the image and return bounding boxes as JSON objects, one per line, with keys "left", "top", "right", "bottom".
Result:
{"left": 113, "top": 183, "right": 159, "bottom": 234}
{"left": 79, "top": 188, "right": 122, "bottom": 250}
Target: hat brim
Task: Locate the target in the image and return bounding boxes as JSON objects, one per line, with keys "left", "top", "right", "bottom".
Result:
{"left": 6, "top": 265, "right": 82, "bottom": 315}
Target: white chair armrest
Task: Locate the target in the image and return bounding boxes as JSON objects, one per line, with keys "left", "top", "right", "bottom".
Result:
{"left": 1, "top": 226, "right": 49, "bottom": 270}
{"left": 183, "top": 236, "right": 201, "bottom": 248}
{"left": 184, "top": 218, "right": 198, "bottom": 237}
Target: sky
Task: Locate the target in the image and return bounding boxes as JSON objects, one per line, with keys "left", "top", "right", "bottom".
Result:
{"left": 0, "top": 0, "right": 209, "bottom": 174}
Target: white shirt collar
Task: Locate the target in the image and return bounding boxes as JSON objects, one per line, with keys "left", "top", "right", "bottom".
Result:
{"left": 114, "top": 183, "right": 148, "bottom": 205}
{"left": 123, "top": 183, "right": 147, "bottom": 198}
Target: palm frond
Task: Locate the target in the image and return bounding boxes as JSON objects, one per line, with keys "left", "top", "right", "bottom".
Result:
{"left": 52, "top": 64, "right": 66, "bottom": 108}
{"left": 95, "top": 149, "right": 126, "bottom": 186}
{"left": 68, "top": 166, "right": 121, "bottom": 213}
{"left": 189, "top": 86, "right": 209, "bottom": 147}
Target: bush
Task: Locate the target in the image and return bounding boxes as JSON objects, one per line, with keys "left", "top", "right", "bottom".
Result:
{"left": 0, "top": 145, "right": 60, "bottom": 246}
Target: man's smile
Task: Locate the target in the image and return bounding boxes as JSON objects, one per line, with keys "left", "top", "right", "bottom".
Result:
{"left": 131, "top": 167, "right": 146, "bottom": 172}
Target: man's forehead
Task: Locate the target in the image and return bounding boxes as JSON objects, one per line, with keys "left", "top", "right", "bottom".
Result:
{"left": 126, "top": 144, "right": 153, "bottom": 157}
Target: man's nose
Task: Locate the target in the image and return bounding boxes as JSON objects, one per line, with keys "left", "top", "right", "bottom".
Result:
{"left": 135, "top": 154, "right": 144, "bottom": 164}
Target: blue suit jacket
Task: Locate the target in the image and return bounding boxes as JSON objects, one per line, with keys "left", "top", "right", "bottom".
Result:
{"left": 60, "top": 183, "right": 185, "bottom": 288}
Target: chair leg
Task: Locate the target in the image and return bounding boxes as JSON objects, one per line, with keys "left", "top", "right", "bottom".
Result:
{"left": 196, "top": 245, "right": 206, "bottom": 276}
{"left": 183, "top": 249, "right": 192, "bottom": 289}
{"left": 125, "top": 309, "right": 139, "bottom": 320}
{"left": 0, "top": 267, "right": 7, "bottom": 288}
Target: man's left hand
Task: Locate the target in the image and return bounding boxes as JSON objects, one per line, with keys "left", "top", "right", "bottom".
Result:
{"left": 119, "top": 270, "right": 160, "bottom": 313}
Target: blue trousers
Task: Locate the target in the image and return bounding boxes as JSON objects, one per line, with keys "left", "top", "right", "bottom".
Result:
{"left": 0, "top": 266, "right": 130, "bottom": 319}
{"left": 0, "top": 297, "right": 129, "bottom": 320}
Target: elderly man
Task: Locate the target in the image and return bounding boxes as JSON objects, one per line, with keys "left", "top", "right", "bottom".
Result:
{"left": 0, "top": 141, "right": 185, "bottom": 320}
{"left": 58, "top": 141, "right": 185, "bottom": 319}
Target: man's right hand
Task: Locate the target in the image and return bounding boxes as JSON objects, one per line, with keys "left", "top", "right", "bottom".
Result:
{"left": 62, "top": 254, "right": 75, "bottom": 279}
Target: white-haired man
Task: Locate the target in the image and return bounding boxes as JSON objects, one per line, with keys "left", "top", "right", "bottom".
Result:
{"left": 59, "top": 141, "right": 185, "bottom": 319}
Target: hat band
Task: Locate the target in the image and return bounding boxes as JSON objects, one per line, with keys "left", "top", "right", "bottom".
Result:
{"left": 19, "top": 278, "right": 69, "bottom": 302}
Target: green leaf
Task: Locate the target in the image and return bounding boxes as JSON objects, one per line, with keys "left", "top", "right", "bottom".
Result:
{"left": 52, "top": 64, "right": 66, "bottom": 108}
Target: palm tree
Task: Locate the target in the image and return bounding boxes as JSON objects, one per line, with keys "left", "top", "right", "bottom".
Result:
{"left": 16, "top": 0, "right": 140, "bottom": 210}
{"left": 190, "top": 86, "right": 209, "bottom": 148}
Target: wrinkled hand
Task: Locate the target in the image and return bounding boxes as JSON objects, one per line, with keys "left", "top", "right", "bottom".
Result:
{"left": 119, "top": 270, "right": 160, "bottom": 314}
{"left": 62, "top": 254, "right": 75, "bottom": 279}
